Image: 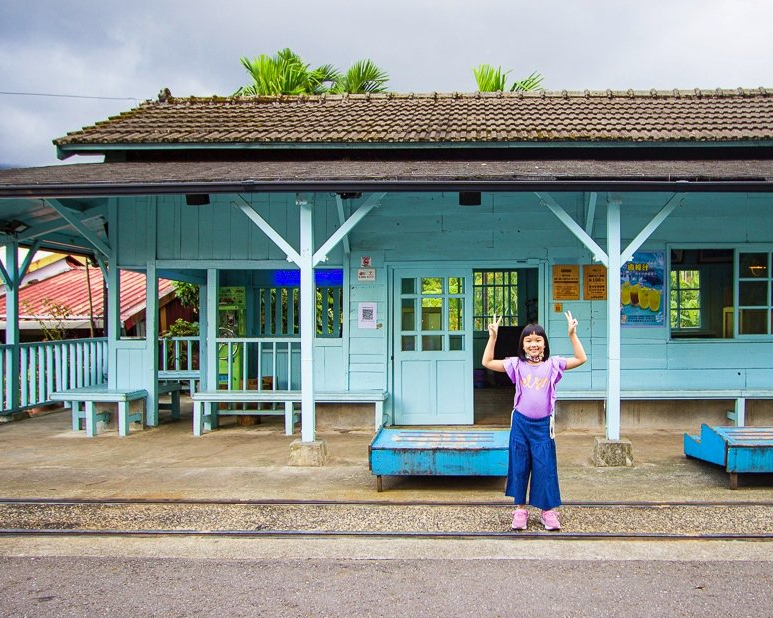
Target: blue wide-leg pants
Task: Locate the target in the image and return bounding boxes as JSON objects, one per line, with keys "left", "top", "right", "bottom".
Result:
{"left": 504, "top": 410, "right": 561, "bottom": 511}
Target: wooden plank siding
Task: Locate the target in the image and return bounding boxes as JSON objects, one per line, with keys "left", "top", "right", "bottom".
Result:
{"left": 106, "top": 187, "right": 773, "bottom": 404}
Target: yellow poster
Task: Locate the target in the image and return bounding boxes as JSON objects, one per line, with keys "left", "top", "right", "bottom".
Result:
{"left": 552, "top": 265, "right": 580, "bottom": 300}
{"left": 583, "top": 264, "right": 607, "bottom": 300}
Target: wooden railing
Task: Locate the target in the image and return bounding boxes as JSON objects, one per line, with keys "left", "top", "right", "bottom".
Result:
{"left": 215, "top": 337, "right": 301, "bottom": 391}
{"left": 158, "top": 336, "right": 200, "bottom": 374}
{"left": 1, "top": 338, "right": 108, "bottom": 413}
{"left": 0, "top": 335, "right": 300, "bottom": 413}
{"left": 158, "top": 336, "right": 300, "bottom": 391}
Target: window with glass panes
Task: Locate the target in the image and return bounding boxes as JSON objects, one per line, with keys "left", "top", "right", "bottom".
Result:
{"left": 737, "top": 251, "right": 772, "bottom": 335}
{"left": 670, "top": 269, "right": 701, "bottom": 329}
{"left": 399, "top": 276, "right": 466, "bottom": 352}
{"left": 473, "top": 270, "right": 518, "bottom": 331}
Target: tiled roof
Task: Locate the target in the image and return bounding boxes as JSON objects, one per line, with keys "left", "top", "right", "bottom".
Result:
{"left": 54, "top": 89, "right": 773, "bottom": 148}
{"left": 0, "top": 264, "right": 176, "bottom": 325}
{"left": 2, "top": 158, "right": 773, "bottom": 199}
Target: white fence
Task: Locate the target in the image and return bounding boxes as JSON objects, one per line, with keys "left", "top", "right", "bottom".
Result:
{"left": 215, "top": 337, "right": 301, "bottom": 391}
{"left": 159, "top": 335, "right": 300, "bottom": 391}
{"left": 0, "top": 335, "right": 300, "bottom": 413}
{"left": 1, "top": 338, "right": 108, "bottom": 413}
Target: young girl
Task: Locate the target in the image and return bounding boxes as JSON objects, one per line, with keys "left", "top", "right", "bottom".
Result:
{"left": 482, "top": 311, "right": 587, "bottom": 531}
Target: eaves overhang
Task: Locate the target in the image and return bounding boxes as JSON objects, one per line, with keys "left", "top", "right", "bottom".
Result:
{"left": 55, "top": 139, "right": 773, "bottom": 160}
{"left": 3, "top": 158, "right": 773, "bottom": 199}
{"left": 5, "top": 179, "right": 773, "bottom": 200}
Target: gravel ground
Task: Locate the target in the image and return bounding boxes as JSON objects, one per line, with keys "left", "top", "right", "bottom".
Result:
{"left": 2, "top": 502, "right": 772, "bottom": 535}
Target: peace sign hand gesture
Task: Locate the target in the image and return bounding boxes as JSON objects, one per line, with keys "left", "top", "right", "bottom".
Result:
{"left": 488, "top": 313, "right": 503, "bottom": 337}
{"left": 565, "top": 310, "right": 578, "bottom": 336}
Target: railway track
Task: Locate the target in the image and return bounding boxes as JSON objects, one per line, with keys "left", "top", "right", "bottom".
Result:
{"left": 1, "top": 498, "right": 773, "bottom": 540}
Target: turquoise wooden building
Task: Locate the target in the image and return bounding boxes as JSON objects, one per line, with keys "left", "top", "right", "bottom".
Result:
{"left": 1, "top": 88, "right": 773, "bottom": 469}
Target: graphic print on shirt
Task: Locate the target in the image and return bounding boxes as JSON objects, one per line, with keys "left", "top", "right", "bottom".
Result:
{"left": 521, "top": 375, "right": 549, "bottom": 391}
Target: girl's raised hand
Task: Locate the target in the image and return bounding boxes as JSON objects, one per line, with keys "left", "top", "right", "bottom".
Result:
{"left": 488, "top": 313, "right": 503, "bottom": 337}
{"left": 565, "top": 310, "right": 578, "bottom": 336}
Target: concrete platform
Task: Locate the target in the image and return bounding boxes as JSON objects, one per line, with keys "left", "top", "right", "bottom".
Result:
{"left": 2, "top": 403, "right": 773, "bottom": 503}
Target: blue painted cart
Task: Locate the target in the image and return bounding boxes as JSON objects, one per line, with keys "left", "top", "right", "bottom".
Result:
{"left": 683, "top": 424, "right": 773, "bottom": 489}
{"left": 369, "top": 426, "right": 509, "bottom": 491}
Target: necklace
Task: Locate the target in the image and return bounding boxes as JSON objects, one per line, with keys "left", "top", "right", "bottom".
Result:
{"left": 525, "top": 353, "right": 544, "bottom": 363}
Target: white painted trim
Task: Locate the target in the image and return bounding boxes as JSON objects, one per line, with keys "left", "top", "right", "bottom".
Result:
{"left": 299, "top": 197, "right": 316, "bottom": 442}
{"left": 584, "top": 191, "right": 597, "bottom": 236}
{"left": 621, "top": 193, "right": 682, "bottom": 263}
{"left": 314, "top": 193, "right": 385, "bottom": 266}
{"left": 335, "top": 195, "right": 350, "bottom": 255}
{"left": 606, "top": 197, "right": 622, "bottom": 441}
{"left": 536, "top": 192, "right": 609, "bottom": 266}
{"left": 233, "top": 196, "right": 302, "bottom": 265}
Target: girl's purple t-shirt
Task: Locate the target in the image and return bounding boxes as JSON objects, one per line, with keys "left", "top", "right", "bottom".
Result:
{"left": 502, "top": 356, "right": 567, "bottom": 419}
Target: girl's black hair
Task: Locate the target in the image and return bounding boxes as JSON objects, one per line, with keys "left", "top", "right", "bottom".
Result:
{"left": 517, "top": 323, "right": 551, "bottom": 360}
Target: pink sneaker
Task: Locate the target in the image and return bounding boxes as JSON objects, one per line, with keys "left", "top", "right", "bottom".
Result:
{"left": 541, "top": 510, "right": 561, "bottom": 530}
{"left": 511, "top": 508, "right": 529, "bottom": 530}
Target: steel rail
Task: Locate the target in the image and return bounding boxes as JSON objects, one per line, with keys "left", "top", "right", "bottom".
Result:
{"left": 2, "top": 497, "right": 773, "bottom": 507}
{"left": 1, "top": 528, "right": 773, "bottom": 541}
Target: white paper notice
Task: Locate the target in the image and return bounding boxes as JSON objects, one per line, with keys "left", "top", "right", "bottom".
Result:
{"left": 358, "top": 302, "right": 377, "bottom": 329}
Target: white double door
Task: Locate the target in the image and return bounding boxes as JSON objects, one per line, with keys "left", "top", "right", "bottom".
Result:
{"left": 392, "top": 268, "right": 474, "bottom": 425}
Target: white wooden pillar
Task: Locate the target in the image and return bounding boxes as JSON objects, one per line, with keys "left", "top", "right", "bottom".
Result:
{"left": 205, "top": 269, "right": 218, "bottom": 392}
{"left": 197, "top": 280, "right": 208, "bottom": 393}
{"left": 3, "top": 244, "right": 20, "bottom": 411}
{"left": 299, "top": 195, "right": 316, "bottom": 443}
{"left": 145, "top": 262, "right": 159, "bottom": 425}
{"left": 606, "top": 195, "right": 622, "bottom": 440}
{"left": 106, "top": 200, "right": 120, "bottom": 388}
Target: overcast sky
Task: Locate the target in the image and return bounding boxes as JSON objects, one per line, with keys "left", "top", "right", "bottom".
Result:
{"left": 1, "top": 0, "right": 771, "bottom": 168}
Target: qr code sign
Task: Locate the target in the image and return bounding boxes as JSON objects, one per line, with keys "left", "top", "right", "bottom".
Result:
{"left": 361, "top": 307, "right": 374, "bottom": 321}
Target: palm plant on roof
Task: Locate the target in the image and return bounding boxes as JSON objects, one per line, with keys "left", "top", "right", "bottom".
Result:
{"left": 236, "top": 48, "right": 339, "bottom": 96}
{"left": 473, "top": 64, "right": 544, "bottom": 92}
{"left": 330, "top": 59, "right": 389, "bottom": 94}
{"left": 236, "top": 49, "right": 390, "bottom": 95}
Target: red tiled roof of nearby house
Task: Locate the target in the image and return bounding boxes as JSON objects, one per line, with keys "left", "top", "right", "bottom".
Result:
{"left": 54, "top": 89, "right": 773, "bottom": 148}
{"left": 0, "top": 263, "right": 176, "bottom": 327}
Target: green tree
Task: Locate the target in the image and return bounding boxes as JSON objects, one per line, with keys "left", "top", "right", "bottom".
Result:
{"left": 172, "top": 281, "right": 199, "bottom": 315}
{"left": 236, "top": 48, "right": 389, "bottom": 95}
{"left": 473, "top": 64, "right": 544, "bottom": 92}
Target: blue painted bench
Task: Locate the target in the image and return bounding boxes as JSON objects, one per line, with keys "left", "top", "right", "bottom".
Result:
{"left": 192, "top": 389, "right": 389, "bottom": 437}
{"left": 369, "top": 426, "right": 509, "bottom": 492}
{"left": 684, "top": 424, "right": 773, "bottom": 489}
{"left": 158, "top": 370, "right": 199, "bottom": 394}
{"left": 559, "top": 389, "right": 773, "bottom": 426}
{"left": 51, "top": 382, "right": 181, "bottom": 437}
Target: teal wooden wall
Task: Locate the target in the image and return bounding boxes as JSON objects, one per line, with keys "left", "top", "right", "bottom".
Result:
{"left": 112, "top": 189, "right": 773, "bottom": 397}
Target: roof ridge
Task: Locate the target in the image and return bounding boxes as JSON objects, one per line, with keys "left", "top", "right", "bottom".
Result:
{"left": 149, "top": 87, "right": 772, "bottom": 105}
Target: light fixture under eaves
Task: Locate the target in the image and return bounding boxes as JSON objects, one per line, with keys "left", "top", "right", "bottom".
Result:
{"left": 185, "top": 194, "right": 210, "bottom": 206}
{"left": 459, "top": 192, "right": 481, "bottom": 206}
{"left": 2, "top": 219, "right": 30, "bottom": 235}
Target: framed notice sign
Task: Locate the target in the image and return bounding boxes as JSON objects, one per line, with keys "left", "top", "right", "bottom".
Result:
{"left": 583, "top": 264, "right": 607, "bottom": 300}
{"left": 552, "top": 265, "right": 580, "bottom": 300}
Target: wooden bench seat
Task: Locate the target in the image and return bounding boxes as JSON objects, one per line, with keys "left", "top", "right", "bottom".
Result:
{"left": 51, "top": 381, "right": 181, "bottom": 437}
{"left": 684, "top": 425, "right": 773, "bottom": 488}
{"left": 557, "top": 389, "right": 773, "bottom": 426}
{"left": 191, "top": 389, "right": 389, "bottom": 436}
{"left": 158, "top": 370, "right": 200, "bottom": 394}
